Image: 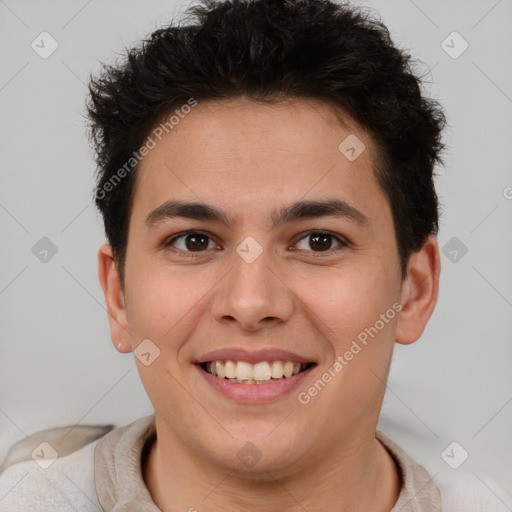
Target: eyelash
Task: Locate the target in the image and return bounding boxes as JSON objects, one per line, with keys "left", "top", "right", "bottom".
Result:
{"left": 164, "top": 229, "right": 349, "bottom": 258}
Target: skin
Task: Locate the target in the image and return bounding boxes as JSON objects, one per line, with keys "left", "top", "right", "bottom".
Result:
{"left": 98, "top": 97, "right": 440, "bottom": 511}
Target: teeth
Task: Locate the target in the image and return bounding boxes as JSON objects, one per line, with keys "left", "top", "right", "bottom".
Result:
{"left": 235, "top": 361, "right": 253, "bottom": 381}
{"left": 224, "top": 360, "right": 236, "bottom": 378}
{"left": 283, "top": 361, "right": 294, "bottom": 378}
{"left": 204, "top": 359, "right": 308, "bottom": 383}
{"left": 216, "top": 361, "right": 226, "bottom": 379}
{"left": 253, "top": 361, "right": 271, "bottom": 380}
{"left": 271, "top": 361, "right": 283, "bottom": 378}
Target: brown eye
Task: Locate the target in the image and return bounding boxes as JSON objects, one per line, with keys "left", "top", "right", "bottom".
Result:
{"left": 294, "top": 231, "right": 346, "bottom": 253}
{"left": 166, "top": 231, "right": 217, "bottom": 252}
{"left": 309, "top": 233, "right": 333, "bottom": 251}
{"left": 184, "top": 233, "right": 209, "bottom": 251}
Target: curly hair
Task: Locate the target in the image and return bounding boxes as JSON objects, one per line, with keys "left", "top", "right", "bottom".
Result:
{"left": 87, "top": 0, "right": 446, "bottom": 284}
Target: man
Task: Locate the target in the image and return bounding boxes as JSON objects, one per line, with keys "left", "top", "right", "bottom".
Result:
{"left": 0, "top": 0, "right": 445, "bottom": 510}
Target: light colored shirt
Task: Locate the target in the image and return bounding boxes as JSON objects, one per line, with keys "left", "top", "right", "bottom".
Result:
{"left": 0, "top": 414, "right": 441, "bottom": 511}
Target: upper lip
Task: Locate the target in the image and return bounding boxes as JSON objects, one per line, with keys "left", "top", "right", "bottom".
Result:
{"left": 195, "top": 347, "right": 316, "bottom": 365}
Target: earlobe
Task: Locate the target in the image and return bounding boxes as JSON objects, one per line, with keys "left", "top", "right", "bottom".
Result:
{"left": 97, "top": 243, "right": 132, "bottom": 353}
{"left": 395, "top": 235, "right": 441, "bottom": 345}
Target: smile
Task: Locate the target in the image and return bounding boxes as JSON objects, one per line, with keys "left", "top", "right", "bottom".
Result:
{"left": 201, "top": 360, "right": 313, "bottom": 384}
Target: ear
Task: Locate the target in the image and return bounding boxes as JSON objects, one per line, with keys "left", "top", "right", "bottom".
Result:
{"left": 395, "top": 235, "right": 441, "bottom": 345}
{"left": 97, "top": 243, "right": 132, "bottom": 353}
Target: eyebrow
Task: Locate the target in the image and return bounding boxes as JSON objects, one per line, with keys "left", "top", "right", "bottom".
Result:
{"left": 145, "top": 198, "right": 369, "bottom": 228}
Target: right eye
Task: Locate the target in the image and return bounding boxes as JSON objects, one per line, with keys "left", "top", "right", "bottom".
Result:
{"left": 165, "top": 230, "right": 221, "bottom": 255}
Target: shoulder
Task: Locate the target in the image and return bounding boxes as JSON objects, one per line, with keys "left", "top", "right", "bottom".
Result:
{"left": 0, "top": 415, "right": 156, "bottom": 512}
{"left": 0, "top": 437, "right": 100, "bottom": 512}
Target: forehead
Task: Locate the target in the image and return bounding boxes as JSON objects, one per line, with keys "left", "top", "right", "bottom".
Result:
{"left": 130, "top": 97, "right": 389, "bottom": 227}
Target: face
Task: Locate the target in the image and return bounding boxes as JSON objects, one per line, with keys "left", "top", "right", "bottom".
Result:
{"left": 99, "top": 97, "right": 439, "bottom": 477}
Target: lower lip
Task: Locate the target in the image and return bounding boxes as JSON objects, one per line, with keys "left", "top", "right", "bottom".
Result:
{"left": 196, "top": 364, "right": 315, "bottom": 404}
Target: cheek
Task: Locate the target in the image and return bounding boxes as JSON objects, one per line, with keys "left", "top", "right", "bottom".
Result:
{"left": 124, "top": 265, "right": 209, "bottom": 412}
{"left": 293, "top": 263, "right": 398, "bottom": 347}
{"left": 125, "top": 258, "right": 212, "bottom": 347}
{"left": 292, "top": 268, "right": 398, "bottom": 424}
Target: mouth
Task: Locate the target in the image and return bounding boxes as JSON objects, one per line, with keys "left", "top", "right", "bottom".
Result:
{"left": 198, "top": 360, "right": 316, "bottom": 384}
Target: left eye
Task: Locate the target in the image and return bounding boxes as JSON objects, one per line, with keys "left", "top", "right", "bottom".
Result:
{"left": 294, "top": 231, "right": 346, "bottom": 253}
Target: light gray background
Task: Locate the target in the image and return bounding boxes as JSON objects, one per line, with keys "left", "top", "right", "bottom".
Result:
{"left": 1, "top": 0, "right": 511, "bottom": 509}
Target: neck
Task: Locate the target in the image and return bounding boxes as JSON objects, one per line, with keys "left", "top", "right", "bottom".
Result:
{"left": 142, "top": 427, "right": 401, "bottom": 512}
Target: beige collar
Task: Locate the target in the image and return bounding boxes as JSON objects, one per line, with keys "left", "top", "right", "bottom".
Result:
{"left": 94, "top": 415, "right": 441, "bottom": 511}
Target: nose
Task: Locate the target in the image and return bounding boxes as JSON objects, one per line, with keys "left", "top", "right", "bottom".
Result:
{"left": 211, "top": 248, "right": 294, "bottom": 332}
